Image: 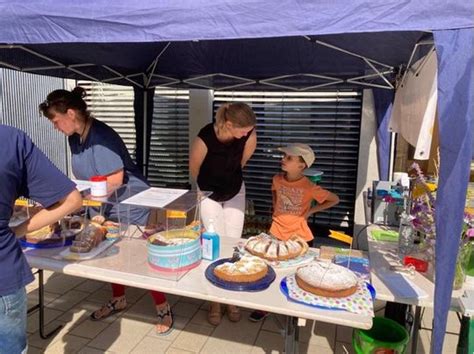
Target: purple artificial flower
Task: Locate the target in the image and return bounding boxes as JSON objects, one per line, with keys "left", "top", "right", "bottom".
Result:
{"left": 466, "top": 228, "right": 474, "bottom": 238}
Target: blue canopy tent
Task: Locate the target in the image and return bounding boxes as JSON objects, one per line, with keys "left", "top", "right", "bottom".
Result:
{"left": 0, "top": 1, "right": 472, "bottom": 352}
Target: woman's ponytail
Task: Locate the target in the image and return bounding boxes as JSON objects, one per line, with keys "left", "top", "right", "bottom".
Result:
{"left": 214, "top": 102, "right": 256, "bottom": 128}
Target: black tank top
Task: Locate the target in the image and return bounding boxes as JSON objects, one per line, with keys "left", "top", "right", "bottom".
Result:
{"left": 197, "top": 123, "right": 251, "bottom": 202}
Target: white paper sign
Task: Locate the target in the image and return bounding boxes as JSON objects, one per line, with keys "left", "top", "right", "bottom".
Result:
{"left": 121, "top": 187, "right": 188, "bottom": 208}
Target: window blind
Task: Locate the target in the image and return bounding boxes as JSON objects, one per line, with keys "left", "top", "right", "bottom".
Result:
{"left": 148, "top": 89, "right": 190, "bottom": 188}
{"left": 79, "top": 82, "right": 191, "bottom": 188}
{"left": 214, "top": 91, "right": 362, "bottom": 229}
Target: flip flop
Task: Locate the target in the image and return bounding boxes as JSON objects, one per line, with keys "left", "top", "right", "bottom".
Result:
{"left": 155, "top": 302, "right": 173, "bottom": 335}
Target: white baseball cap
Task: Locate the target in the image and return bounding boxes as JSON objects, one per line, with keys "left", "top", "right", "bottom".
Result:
{"left": 278, "top": 143, "right": 315, "bottom": 168}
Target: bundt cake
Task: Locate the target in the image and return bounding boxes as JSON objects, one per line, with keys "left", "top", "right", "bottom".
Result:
{"left": 244, "top": 233, "right": 309, "bottom": 261}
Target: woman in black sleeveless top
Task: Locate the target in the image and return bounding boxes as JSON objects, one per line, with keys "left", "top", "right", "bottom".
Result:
{"left": 190, "top": 102, "right": 257, "bottom": 325}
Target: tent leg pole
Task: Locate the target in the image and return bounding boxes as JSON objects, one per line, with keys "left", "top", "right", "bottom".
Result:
{"left": 27, "top": 269, "right": 62, "bottom": 339}
{"left": 410, "top": 305, "right": 421, "bottom": 354}
{"left": 388, "top": 132, "right": 396, "bottom": 180}
{"left": 284, "top": 316, "right": 299, "bottom": 354}
{"left": 142, "top": 91, "right": 148, "bottom": 177}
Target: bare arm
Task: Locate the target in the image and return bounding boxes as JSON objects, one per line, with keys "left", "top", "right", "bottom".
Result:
{"left": 13, "top": 189, "right": 83, "bottom": 237}
{"left": 189, "top": 137, "right": 208, "bottom": 181}
{"left": 272, "top": 189, "right": 277, "bottom": 214}
{"left": 306, "top": 192, "right": 340, "bottom": 218}
{"left": 106, "top": 168, "right": 125, "bottom": 188}
{"left": 241, "top": 129, "right": 257, "bottom": 168}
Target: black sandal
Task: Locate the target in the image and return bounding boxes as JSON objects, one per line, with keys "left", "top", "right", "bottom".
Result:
{"left": 90, "top": 297, "right": 127, "bottom": 321}
{"left": 155, "top": 302, "right": 173, "bottom": 335}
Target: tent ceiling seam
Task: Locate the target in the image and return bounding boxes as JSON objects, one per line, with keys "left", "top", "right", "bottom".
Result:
{"left": 102, "top": 73, "right": 144, "bottom": 83}
{"left": 102, "top": 65, "right": 144, "bottom": 88}
{"left": 67, "top": 67, "right": 100, "bottom": 82}
{"left": 363, "top": 58, "right": 394, "bottom": 89}
{"left": 148, "top": 74, "right": 180, "bottom": 87}
{"left": 345, "top": 78, "right": 393, "bottom": 89}
{"left": 260, "top": 73, "right": 344, "bottom": 91}
{"left": 183, "top": 73, "right": 255, "bottom": 90}
{"left": 303, "top": 36, "right": 394, "bottom": 70}
{"left": 19, "top": 46, "right": 64, "bottom": 67}
{"left": 0, "top": 61, "right": 20, "bottom": 71}
{"left": 69, "top": 64, "right": 96, "bottom": 68}
{"left": 23, "top": 65, "right": 64, "bottom": 72}
{"left": 3, "top": 46, "right": 101, "bottom": 82}
{"left": 145, "top": 42, "right": 171, "bottom": 89}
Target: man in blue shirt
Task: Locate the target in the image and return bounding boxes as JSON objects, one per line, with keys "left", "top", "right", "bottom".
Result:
{"left": 0, "top": 125, "right": 82, "bottom": 352}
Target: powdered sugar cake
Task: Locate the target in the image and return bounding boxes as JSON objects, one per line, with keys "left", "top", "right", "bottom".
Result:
{"left": 295, "top": 261, "right": 359, "bottom": 298}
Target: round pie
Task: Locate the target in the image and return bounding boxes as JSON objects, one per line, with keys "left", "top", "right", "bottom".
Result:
{"left": 213, "top": 255, "right": 268, "bottom": 282}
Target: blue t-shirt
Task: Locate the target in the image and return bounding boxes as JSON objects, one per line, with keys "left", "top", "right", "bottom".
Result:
{"left": 0, "top": 125, "right": 76, "bottom": 296}
{"left": 69, "top": 119, "right": 150, "bottom": 225}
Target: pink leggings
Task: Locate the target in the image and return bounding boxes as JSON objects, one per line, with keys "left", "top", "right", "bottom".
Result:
{"left": 111, "top": 283, "right": 166, "bottom": 305}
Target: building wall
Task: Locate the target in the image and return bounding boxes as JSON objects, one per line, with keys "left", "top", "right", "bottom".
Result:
{"left": 0, "top": 69, "right": 68, "bottom": 173}
{"left": 188, "top": 89, "right": 214, "bottom": 188}
{"left": 353, "top": 89, "right": 380, "bottom": 249}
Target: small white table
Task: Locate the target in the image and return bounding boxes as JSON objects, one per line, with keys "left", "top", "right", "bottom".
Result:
{"left": 25, "top": 236, "right": 373, "bottom": 353}
{"left": 368, "top": 225, "right": 465, "bottom": 354}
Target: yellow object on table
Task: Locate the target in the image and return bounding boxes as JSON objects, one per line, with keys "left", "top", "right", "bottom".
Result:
{"left": 82, "top": 199, "right": 102, "bottom": 207}
{"left": 14, "top": 199, "right": 34, "bottom": 207}
{"left": 166, "top": 210, "right": 187, "bottom": 218}
{"left": 329, "top": 230, "right": 353, "bottom": 245}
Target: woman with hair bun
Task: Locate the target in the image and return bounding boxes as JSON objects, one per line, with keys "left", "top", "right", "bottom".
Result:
{"left": 190, "top": 102, "right": 257, "bottom": 325}
{"left": 39, "top": 87, "right": 173, "bottom": 335}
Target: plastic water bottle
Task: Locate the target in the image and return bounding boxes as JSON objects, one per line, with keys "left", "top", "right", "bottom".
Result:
{"left": 202, "top": 219, "right": 220, "bottom": 261}
{"left": 398, "top": 212, "right": 415, "bottom": 259}
{"left": 398, "top": 188, "right": 414, "bottom": 259}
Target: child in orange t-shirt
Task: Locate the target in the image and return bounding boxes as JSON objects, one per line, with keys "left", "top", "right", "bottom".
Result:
{"left": 270, "top": 143, "right": 339, "bottom": 242}
{"left": 249, "top": 143, "right": 339, "bottom": 322}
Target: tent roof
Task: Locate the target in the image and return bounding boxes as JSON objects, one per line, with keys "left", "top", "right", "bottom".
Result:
{"left": 1, "top": 0, "right": 470, "bottom": 89}
{"left": 1, "top": 0, "right": 472, "bottom": 43}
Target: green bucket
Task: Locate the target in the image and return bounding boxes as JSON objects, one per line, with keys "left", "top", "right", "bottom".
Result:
{"left": 353, "top": 317, "right": 409, "bottom": 354}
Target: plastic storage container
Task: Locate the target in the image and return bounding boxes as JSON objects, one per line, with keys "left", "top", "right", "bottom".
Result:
{"left": 89, "top": 175, "right": 108, "bottom": 197}
{"left": 353, "top": 317, "right": 409, "bottom": 354}
{"left": 303, "top": 168, "right": 324, "bottom": 184}
{"left": 120, "top": 188, "right": 211, "bottom": 281}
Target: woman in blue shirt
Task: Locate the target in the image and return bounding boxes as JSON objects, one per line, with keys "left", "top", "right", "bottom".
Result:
{"left": 39, "top": 87, "right": 173, "bottom": 335}
{"left": 0, "top": 125, "right": 82, "bottom": 352}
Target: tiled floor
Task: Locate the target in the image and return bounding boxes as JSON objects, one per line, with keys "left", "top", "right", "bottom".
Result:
{"left": 26, "top": 271, "right": 459, "bottom": 353}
